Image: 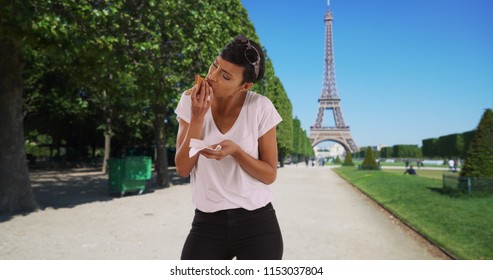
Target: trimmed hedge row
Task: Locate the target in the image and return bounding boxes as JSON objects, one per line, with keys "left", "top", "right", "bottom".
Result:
{"left": 355, "top": 145, "right": 421, "bottom": 159}
{"left": 422, "top": 130, "right": 475, "bottom": 158}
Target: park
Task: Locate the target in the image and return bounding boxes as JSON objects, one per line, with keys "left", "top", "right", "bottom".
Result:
{"left": 1, "top": 1, "right": 492, "bottom": 265}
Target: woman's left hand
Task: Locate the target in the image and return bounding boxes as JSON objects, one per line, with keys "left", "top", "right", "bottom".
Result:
{"left": 200, "top": 140, "right": 239, "bottom": 160}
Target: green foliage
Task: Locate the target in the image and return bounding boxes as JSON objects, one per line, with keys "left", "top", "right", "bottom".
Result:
{"left": 373, "top": 150, "right": 381, "bottom": 158}
{"left": 461, "top": 130, "right": 476, "bottom": 158}
{"left": 438, "top": 134, "right": 465, "bottom": 158}
{"left": 4, "top": 0, "right": 296, "bottom": 158}
{"left": 292, "top": 118, "right": 302, "bottom": 158}
{"left": 422, "top": 138, "right": 440, "bottom": 158}
{"left": 265, "top": 75, "right": 293, "bottom": 157}
{"left": 422, "top": 130, "right": 476, "bottom": 159}
{"left": 392, "top": 144, "right": 422, "bottom": 158}
{"left": 461, "top": 109, "right": 493, "bottom": 178}
{"left": 2, "top": 0, "right": 305, "bottom": 180}
{"left": 24, "top": 133, "right": 52, "bottom": 158}
{"left": 360, "top": 147, "right": 380, "bottom": 170}
{"left": 291, "top": 117, "right": 314, "bottom": 161}
{"left": 342, "top": 152, "right": 354, "bottom": 166}
{"left": 332, "top": 156, "right": 342, "bottom": 165}
{"left": 2, "top": 0, "right": 310, "bottom": 210}
{"left": 353, "top": 148, "right": 365, "bottom": 159}
{"left": 380, "top": 146, "right": 393, "bottom": 158}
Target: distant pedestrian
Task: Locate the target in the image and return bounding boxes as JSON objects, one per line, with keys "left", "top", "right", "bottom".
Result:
{"left": 448, "top": 159, "right": 455, "bottom": 172}
{"left": 405, "top": 159, "right": 410, "bottom": 168}
{"left": 404, "top": 165, "right": 417, "bottom": 175}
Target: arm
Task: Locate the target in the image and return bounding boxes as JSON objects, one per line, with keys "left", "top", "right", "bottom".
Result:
{"left": 201, "top": 127, "right": 278, "bottom": 185}
{"left": 174, "top": 81, "right": 213, "bottom": 177}
{"left": 174, "top": 117, "right": 202, "bottom": 177}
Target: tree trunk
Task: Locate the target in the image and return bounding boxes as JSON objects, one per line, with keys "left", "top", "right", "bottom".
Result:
{"left": 102, "top": 129, "right": 111, "bottom": 174}
{"left": 0, "top": 39, "right": 38, "bottom": 214}
{"left": 278, "top": 147, "right": 284, "bottom": 168}
{"left": 153, "top": 106, "right": 169, "bottom": 188}
{"left": 101, "top": 90, "right": 111, "bottom": 174}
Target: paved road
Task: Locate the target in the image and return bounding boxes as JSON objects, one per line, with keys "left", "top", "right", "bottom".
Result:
{"left": 0, "top": 166, "right": 449, "bottom": 260}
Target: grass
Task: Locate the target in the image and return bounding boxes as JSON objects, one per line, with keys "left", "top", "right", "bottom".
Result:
{"left": 334, "top": 167, "right": 493, "bottom": 260}
{"left": 382, "top": 168, "right": 458, "bottom": 180}
{"left": 352, "top": 160, "right": 448, "bottom": 168}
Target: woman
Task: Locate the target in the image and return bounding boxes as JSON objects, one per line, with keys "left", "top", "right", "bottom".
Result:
{"left": 174, "top": 35, "right": 283, "bottom": 260}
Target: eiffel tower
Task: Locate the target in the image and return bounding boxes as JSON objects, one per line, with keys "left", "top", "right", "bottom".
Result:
{"left": 309, "top": 1, "right": 358, "bottom": 153}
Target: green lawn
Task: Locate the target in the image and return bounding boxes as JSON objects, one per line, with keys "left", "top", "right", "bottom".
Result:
{"left": 352, "top": 159, "right": 448, "bottom": 168}
{"left": 334, "top": 167, "right": 493, "bottom": 260}
{"left": 382, "top": 168, "right": 457, "bottom": 180}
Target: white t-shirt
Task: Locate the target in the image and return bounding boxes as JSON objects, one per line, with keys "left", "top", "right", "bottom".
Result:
{"left": 175, "top": 91, "right": 282, "bottom": 212}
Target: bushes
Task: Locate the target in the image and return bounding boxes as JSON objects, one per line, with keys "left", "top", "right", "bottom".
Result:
{"left": 422, "top": 130, "right": 476, "bottom": 158}
{"left": 380, "top": 146, "right": 393, "bottom": 158}
{"left": 422, "top": 138, "right": 440, "bottom": 158}
{"left": 461, "top": 108, "right": 493, "bottom": 178}
{"left": 342, "top": 152, "right": 354, "bottom": 166}
{"left": 439, "top": 133, "right": 466, "bottom": 158}
{"left": 392, "top": 144, "right": 422, "bottom": 158}
{"left": 360, "top": 147, "right": 380, "bottom": 170}
{"left": 333, "top": 156, "right": 342, "bottom": 165}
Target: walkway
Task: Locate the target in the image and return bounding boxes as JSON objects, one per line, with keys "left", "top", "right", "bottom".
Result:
{"left": 274, "top": 165, "right": 447, "bottom": 259}
{"left": 0, "top": 165, "right": 449, "bottom": 260}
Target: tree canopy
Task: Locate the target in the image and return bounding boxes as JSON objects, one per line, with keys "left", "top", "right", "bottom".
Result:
{"left": 1, "top": 0, "right": 301, "bottom": 213}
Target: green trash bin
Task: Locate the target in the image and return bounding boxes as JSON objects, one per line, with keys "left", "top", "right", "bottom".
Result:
{"left": 108, "top": 156, "right": 152, "bottom": 197}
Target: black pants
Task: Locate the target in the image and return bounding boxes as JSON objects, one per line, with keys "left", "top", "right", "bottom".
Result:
{"left": 181, "top": 203, "right": 283, "bottom": 260}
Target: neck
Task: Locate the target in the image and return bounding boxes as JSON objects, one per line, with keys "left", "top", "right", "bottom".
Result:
{"left": 212, "top": 91, "right": 246, "bottom": 115}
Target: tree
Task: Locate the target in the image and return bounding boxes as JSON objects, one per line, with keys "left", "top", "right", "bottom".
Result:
{"left": 1, "top": 0, "right": 157, "bottom": 212}
{"left": 292, "top": 117, "right": 303, "bottom": 163}
{"left": 0, "top": 38, "right": 38, "bottom": 213}
{"left": 291, "top": 118, "right": 314, "bottom": 162}
{"left": 360, "top": 147, "right": 380, "bottom": 170}
{"left": 460, "top": 108, "right": 493, "bottom": 178}
{"left": 264, "top": 74, "right": 293, "bottom": 167}
{"left": 333, "top": 156, "right": 341, "bottom": 165}
{"left": 138, "top": 0, "right": 264, "bottom": 187}
{"left": 380, "top": 146, "right": 393, "bottom": 158}
{"left": 342, "top": 152, "right": 354, "bottom": 166}
{"left": 1, "top": 0, "right": 297, "bottom": 213}
{"left": 0, "top": 1, "right": 59, "bottom": 213}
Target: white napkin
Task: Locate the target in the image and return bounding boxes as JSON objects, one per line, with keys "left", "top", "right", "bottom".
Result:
{"left": 189, "top": 139, "right": 222, "bottom": 158}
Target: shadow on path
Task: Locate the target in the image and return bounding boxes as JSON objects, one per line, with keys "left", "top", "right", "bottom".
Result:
{"left": 0, "top": 167, "right": 189, "bottom": 223}
{"left": 32, "top": 171, "right": 112, "bottom": 210}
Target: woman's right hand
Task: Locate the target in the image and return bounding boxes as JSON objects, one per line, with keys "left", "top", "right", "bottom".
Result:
{"left": 175, "top": 80, "right": 213, "bottom": 177}
{"left": 190, "top": 79, "right": 213, "bottom": 120}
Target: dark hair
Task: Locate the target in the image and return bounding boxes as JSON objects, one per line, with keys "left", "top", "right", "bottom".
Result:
{"left": 219, "top": 35, "right": 265, "bottom": 84}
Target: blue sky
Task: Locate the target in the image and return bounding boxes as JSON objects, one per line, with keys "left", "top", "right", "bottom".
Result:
{"left": 241, "top": 0, "right": 493, "bottom": 148}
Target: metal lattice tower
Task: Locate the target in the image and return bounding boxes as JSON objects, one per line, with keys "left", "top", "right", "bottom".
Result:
{"left": 309, "top": 2, "right": 358, "bottom": 153}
